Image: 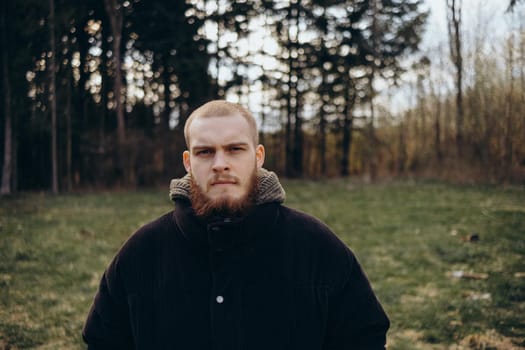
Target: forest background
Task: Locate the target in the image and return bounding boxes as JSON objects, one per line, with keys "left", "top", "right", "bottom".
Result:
{"left": 1, "top": 0, "right": 525, "bottom": 193}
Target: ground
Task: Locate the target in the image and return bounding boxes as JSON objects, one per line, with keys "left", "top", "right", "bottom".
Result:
{"left": 0, "top": 179, "right": 524, "bottom": 349}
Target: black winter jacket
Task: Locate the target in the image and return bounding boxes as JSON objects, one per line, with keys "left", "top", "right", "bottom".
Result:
{"left": 83, "top": 199, "right": 389, "bottom": 349}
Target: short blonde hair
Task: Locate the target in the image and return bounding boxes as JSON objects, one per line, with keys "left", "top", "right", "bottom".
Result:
{"left": 184, "top": 100, "right": 259, "bottom": 147}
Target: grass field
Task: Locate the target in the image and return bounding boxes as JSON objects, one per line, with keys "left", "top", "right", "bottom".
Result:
{"left": 0, "top": 180, "right": 524, "bottom": 349}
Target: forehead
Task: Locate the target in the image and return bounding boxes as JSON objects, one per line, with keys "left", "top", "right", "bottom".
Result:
{"left": 187, "top": 114, "right": 253, "bottom": 147}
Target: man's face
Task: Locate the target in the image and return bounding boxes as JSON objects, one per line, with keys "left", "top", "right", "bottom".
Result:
{"left": 183, "top": 113, "right": 265, "bottom": 214}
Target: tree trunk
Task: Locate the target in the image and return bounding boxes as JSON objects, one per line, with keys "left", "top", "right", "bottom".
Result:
{"left": 66, "top": 58, "right": 73, "bottom": 192}
{"left": 293, "top": 96, "right": 303, "bottom": 177}
{"left": 341, "top": 76, "right": 355, "bottom": 177}
{"left": 447, "top": 0, "right": 464, "bottom": 157}
{"left": 285, "top": 89, "right": 293, "bottom": 177}
{"left": 99, "top": 28, "right": 109, "bottom": 163}
{"left": 367, "top": 79, "right": 378, "bottom": 180}
{"left": 49, "top": 0, "right": 59, "bottom": 193}
{"left": 319, "top": 24, "right": 327, "bottom": 177}
{"left": 319, "top": 99, "right": 327, "bottom": 176}
{"left": 434, "top": 99, "right": 443, "bottom": 164}
{"left": 259, "top": 90, "right": 267, "bottom": 146}
{"left": 284, "top": 4, "right": 295, "bottom": 178}
{"left": 1, "top": 3, "right": 12, "bottom": 195}
{"left": 398, "top": 121, "right": 407, "bottom": 174}
{"left": 518, "top": 18, "right": 525, "bottom": 125}
{"left": 341, "top": 112, "right": 353, "bottom": 177}
{"left": 367, "top": 0, "right": 379, "bottom": 180}
{"left": 74, "top": 21, "right": 89, "bottom": 183}
{"left": 504, "top": 34, "right": 515, "bottom": 174}
{"left": 162, "top": 61, "right": 172, "bottom": 130}
{"left": 104, "top": 0, "right": 127, "bottom": 184}
{"left": 12, "top": 116, "right": 17, "bottom": 192}
{"left": 287, "top": 3, "right": 303, "bottom": 177}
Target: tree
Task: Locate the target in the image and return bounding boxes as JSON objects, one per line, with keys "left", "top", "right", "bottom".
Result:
{"left": 427, "top": 52, "right": 444, "bottom": 164}
{"left": 48, "top": 0, "right": 59, "bottom": 193}
{"left": 331, "top": 0, "right": 427, "bottom": 176}
{"left": 2, "top": 0, "right": 48, "bottom": 192}
{"left": 504, "top": 33, "right": 516, "bottom": 174}
{"left": 104, "top": 0, "right": 128, "bottom": 183}
{"left": 508, "top": 0, "right": 524, "bottom": 11}
{"left": 340, "top": 72, "right": 357, "bottom": 177}
{"left": 447, "top": 0, "right": 464, "bottom": 156}
{"left": 1, "top": 0, "right": 12, "bottom": 195}
{"left": 261, "top": 0, "right": 321, "bottom": 177}
{"left": 131, "top": 0, "right": 212, "bottom": 127}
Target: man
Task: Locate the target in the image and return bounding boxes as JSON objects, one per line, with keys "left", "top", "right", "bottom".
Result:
{"left": 83, "top": 100, "right": 390, "bottom": 349}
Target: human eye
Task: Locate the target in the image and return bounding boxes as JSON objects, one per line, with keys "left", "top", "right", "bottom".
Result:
{"left": 195, "top": 148, "right": 213, "bottom": 156}
{"left": 228, "top": 145, "right": 246, "bottom": 153}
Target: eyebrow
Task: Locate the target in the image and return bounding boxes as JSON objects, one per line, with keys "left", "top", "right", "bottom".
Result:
{"left": 191, "top": 142, "right": 250, "bottom": 150}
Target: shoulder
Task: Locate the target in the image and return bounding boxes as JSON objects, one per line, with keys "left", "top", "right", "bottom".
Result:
{"left": 277, "top": 205, "right": 356, "bottom": 278}
{"left": 112, "top": 211, "right": 177, "bottom": 265}
{"left": 278, "top": 205, "right": 344, "bottom": 245}
{"left": 93, "top": 211, "right": 176, "bottom": 294}
{"left": 125, "top": 211, "right": 175, "bottom": 246}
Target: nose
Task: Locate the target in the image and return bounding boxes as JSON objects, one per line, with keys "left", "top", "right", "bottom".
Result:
{"left": 211, "top": 151, "right": 230, "bottom": 173}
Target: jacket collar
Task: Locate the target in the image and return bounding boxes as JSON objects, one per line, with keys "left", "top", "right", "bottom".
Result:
{"left": 173, "top": 199, "right": 281, "bottom": 252}
{"left": 168, "top": 168, "right": 286, "bottom": 205}
{"left": 169, "top": 168, "right": 285, "bottom": 251}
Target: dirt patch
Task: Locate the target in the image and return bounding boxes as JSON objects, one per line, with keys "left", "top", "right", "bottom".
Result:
{"left": 451, "top": 330, "right": 523, "bottom": 350}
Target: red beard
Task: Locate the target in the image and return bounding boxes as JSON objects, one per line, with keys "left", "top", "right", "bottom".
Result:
{"left": 189, "top": 169, "right": 258, "bottom": 218}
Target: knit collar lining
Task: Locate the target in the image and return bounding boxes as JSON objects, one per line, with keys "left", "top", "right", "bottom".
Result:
{"left": 169, "top": 168, "right": 286, "bottom": 205}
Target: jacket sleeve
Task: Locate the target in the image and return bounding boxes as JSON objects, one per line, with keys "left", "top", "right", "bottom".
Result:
{"left": 323, "top": 252, "right": 390, "bottom": 350}
{"left": 82, "top": 255, "right": 135, "bottom": 350}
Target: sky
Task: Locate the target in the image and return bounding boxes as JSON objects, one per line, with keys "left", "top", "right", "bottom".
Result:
{"left": 382, "top": 0, "right": 523, "bottom": 114}
{"left": 422, "top": 0, "right": 516, "bottom": 51}
{"left": 222, "top": 0, "right": 523, "bottom": 122}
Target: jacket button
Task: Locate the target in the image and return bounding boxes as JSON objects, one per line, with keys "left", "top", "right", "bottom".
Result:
{"left": 216, "top": 295, "right": 224, "bottom": 304}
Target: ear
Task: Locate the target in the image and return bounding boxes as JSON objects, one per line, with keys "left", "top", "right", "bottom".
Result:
{"left": 255, "top": 144, "right": 265, "bottom": 169}
{"left": 183, "top": 150, "right": 191, "bottom": 173}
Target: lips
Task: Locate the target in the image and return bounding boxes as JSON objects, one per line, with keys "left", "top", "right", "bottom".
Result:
{"left": 210, "top": 177, "right": 238, "bottom": 186}
{"left": 212, "top": 181, "right": 236, "bottom": 185}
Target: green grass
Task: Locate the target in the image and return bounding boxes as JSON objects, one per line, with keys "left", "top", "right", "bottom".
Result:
{"left": 1, "top": 181, "right": 524, "bottom": 349}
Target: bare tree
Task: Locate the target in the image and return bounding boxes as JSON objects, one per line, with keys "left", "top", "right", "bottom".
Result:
{"left": 104, "top": 0, "right": 127, "bottom": 183}
{"left": 1, "top": 3, "right": 12, "bottom": 195}
{"left": 504, "top": 33, "right": 516, "bottom": 173}
{"left": 366, "top": 0, "right": 380, "bottom": 180}
{"left": 65, "top": 56, "right": 73, "bottom": 192}
{"left": 429, "top": 49, "right": 446, "bottom": 164}
{"left": 447, "top": 0, "right": 464, "bottom": 156}
{"left": 49, "top": 0, "right": 58, "bottom": 193}
{"left": 519, "top": 10, "right": 525, "bottom": 106}
{"left": 286, "top": 2, "right": 303, "bottom": 178}
{"left": 508, "top": 0, "right": 524, "bottom": 11}
{"left": 319, "top": 76, "right": 327, "bottom": 177}
{"left": 341, "top": 69, "right": 356, "bottom": 177}
{"left": 397, "top": 120, "right": 407, "bottom": 174}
